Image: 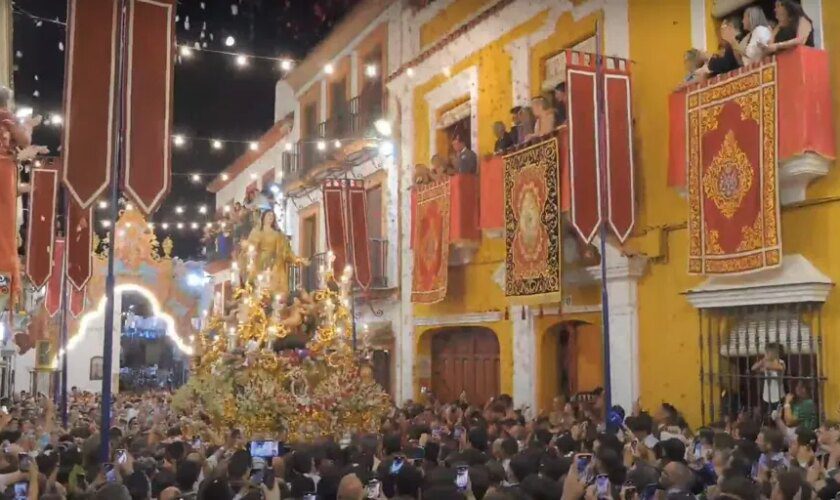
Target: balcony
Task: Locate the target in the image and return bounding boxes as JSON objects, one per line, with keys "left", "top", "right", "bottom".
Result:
{"left": 669, "top": 46, "right": 835, "bottom": 205}
{"left": 369, "top": 238, "right": 389, "bottom": 289}
{"left": 289, "top": 252, "right": 329, "bottom": 292}
{"left": 412, "top": 173, "right": 480, "bottom": 265}
{"left": 479, "top": 128, "right": 571, "bottom": 236}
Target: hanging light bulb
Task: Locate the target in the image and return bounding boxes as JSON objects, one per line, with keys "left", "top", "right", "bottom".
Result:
{"left": 224, "top": 35, "right": 235, "bottom": 47}
{"left": 179, "top": 46, "right": 193, "bottom": 58}
{"left": 235, "top": 55, "right": 248, "bottom": 67}
{"left": 101, "top": 220, "right": 112, "bottom": 228}
{"left": 323, "top": 63, "right": 334, "bottom": 75}
{"left": 249, "top": 141, "right": 259, "bottom": 151}
{"left": 365, "top": 64, "right": 378, "bottom": 78}
{"left": 190, "top": 222, "right": 199, "bottom": 230}
{"left": 199, "top": 205, "right": 208, "bottom": 214}
{"left": 98, "top": 200, "right": 108, "bottom": 209}
{"left": 175, "top": 206, "right": 184, "bottom": 214}
{"left": 212, "top": 139, "right": 223, "bottom": 150}
{"left": 173, "top": 135, "right": 185, "bottom": 147}
{"left": 191, "top": 173, "right": 201, "bottom": 183}
{"left": 333, "top": 139, "right": 342, "bottom": 149}
{"left": 161, "top": 223, "right": 170, "bottom": 230}
{"left": 406, "top": 67, "right": 415, "bottom": 78}
{"left": 221, "top": 173, "right": 230, "bottom": 181}
{"left": 316, "top": 140, "right": 326, "bottom": 151}
{"left": 280, "top": 59, "right": 293, "bottom": 71}
{"left": 177, "top": 222, "right": 185, "bottom": 229}
{"left": 284, "top": 142, "right": 293, "bottom": 152}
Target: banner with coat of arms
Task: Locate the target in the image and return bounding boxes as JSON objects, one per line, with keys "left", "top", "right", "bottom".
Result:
{"left": 687, "top": 62, "right": 782, "bottom": 274}
{"left": 503, "top": 137, "right": 562, "bottom": 304}
{"left": 411, "top": 180, "right": 450, "bottom": 304}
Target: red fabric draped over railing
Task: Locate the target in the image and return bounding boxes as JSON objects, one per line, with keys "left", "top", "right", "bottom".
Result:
{"left": 669, "top": 46, "right": 835, "bottom": 189}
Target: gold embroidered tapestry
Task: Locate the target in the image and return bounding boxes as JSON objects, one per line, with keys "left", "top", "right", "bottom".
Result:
{"left": 412, "top": 180, "right": 451, "bottom": 304}
{"left": 687, "top": 62, "right": 782, "bottom": 274}
{"left": 504, "top": 137, "right": 562, "bottom": 304}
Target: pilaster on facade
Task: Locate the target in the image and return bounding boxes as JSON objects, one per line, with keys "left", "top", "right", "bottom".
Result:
{"left": 396, "top": 89, "right": 416, "bottom": 403}
{"left": 511, "top": 305, "right": 537, "bottom": 417}
{"left": 585, "top": 241, "right": 647, "bottom": 412}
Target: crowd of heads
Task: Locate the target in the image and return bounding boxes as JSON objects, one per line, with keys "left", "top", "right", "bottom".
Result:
{"left": 0, "top": 374, "right": 833, "bottom": 500}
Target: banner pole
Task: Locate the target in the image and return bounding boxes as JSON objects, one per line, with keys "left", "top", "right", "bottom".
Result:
{"left": 59, "top": 196, "right": 69, "bottom": 428}
{"left": 99, "top": 0, "right": 129, "bottom": 463}
{"left": 594, "top": 19, "right": 613, "bottom": 421}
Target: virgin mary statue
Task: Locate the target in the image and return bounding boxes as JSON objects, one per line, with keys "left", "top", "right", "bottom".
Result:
{"left": 246, "top": 210, "right": 302, "bottom": 294}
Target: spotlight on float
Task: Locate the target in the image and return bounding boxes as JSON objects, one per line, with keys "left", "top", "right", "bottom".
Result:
{"left": 378, "top": 140, "right": 394, "bottom": 156}
{"left": 374, "top": 119, "right": 392, "bottom": 137}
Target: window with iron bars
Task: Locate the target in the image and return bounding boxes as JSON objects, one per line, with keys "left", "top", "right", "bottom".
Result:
{"left": 697, "top": 302, "right": 826, "bottom": 425}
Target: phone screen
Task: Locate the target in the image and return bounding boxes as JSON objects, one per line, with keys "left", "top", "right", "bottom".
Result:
{"left": 249, "top": 440, "right": 279, "bottom": 459}
{"left": 365, "top": 479, "right": 382, "bottom": 499}
{"left": 116, "top": 449, "right": 127, "bottom": 464}
{"left": 13, "top": 481, "right": 27, "bottom": 500}
{"left": 455, "top": 466, "right": 469, "bottom": 492}
{"left": 596, "top": 474, "right": 610, "bottom": 498}
{"left": 576, "top": 454, "right": 593, "bottom": 477}
{"left": 390, "top": 456, "right": 405, "bottom": 475}
{"left": 104, "top": 463, "right": 118, "bottom": 483}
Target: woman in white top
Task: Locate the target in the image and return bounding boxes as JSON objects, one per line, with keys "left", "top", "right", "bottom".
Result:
{"left": 727, "top": 6, "right": 773, "bottom": 66}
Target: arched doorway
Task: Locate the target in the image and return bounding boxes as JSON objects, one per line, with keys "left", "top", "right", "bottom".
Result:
{"left": 431, "top": 327, "right": 499, "bottom": 404}
{"left": 539, "top": 321, "right": 603, "bottom": 410}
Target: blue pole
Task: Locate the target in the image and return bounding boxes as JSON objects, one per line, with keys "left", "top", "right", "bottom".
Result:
{"left": 100, "top": 0, "right": 129, "bottom": 463}
{"left": 594, "top": 20, "right": 613, "bottom": 419}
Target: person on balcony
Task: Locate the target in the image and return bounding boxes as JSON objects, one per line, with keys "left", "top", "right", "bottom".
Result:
{"left": 553, "top": 82, "right": 567, "bottom": 125}
{"left": 450, "top": 134, "right": 477, "bottom": 175}
{"left": 695, "top": 16, "right": 744, "bottom": 80}
{"left": 509, "top": 106, "right": 522, "bottom": 143}
{"left": 493, "top": 121, "right": 514, "bottom": 153}
{"left": 527, "top": 96, "right": 556, "bottom": 140}
{"left": 431, "top": 153, "right": 454, "bottom": 178}
{"left": 682, "top": 49, "right": 708, "bottom": 84}
{"left": 730, "top": 6, "right": 772, "bottom": 66}
{"left": 516, "top": 107, "right": 535, "bottom": 144}
{"left": 764, "top": 0, "right": 814, "bottom": 52}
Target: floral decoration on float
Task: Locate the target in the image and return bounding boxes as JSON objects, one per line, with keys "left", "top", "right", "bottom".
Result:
{"left": 172, "top": 254, "right": 391, "bottom": 442}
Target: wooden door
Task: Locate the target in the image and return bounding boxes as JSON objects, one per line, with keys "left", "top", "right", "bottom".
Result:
{"left": 431, "top": 328, "right": 500, "bottom": 405}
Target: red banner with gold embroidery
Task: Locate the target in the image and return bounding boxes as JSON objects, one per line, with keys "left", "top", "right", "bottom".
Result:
{"left": 503, "top": 137, "right": 562, "bottom": 304}
{"left": 687, "top": 63, "right": 781, "bottom": 274}
{"left": 411, "top": 180, "right": 450, "bottom": 304}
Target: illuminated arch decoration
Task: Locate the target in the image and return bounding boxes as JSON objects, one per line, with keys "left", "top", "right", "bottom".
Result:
{"left": 54, "top": 283, "right": 193, "bottom": 368}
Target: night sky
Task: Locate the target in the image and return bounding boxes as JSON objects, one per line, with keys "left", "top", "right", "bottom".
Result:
{"left": 12, "top": 0, "right": 359, "bottom": 259}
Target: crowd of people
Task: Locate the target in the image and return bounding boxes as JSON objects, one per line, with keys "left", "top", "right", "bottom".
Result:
{"left": 0, "top": 374, "right": 832, "bottom": 500}
{"left": 684, "top": 0, "right": 814, "bottom": 84}
{"left": 415, "top": 82, "right": 566, "bottom": 185}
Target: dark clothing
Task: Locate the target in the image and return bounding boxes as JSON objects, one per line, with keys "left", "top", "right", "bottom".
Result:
{"left": 494, "top": 133, "right": 514, "bottom": 153}
{"left": 775, "top": 21, "right": 815, "bottom": 47}
{"left": 554, "top": 102, "right": 567, "bottom": 125}
{"left": 446, "top": 448, "right": 489, "bottom": 467}
{"left": 454, "top": 147, "right": 478, "bottom": 174}
{"left": 509, "top": 124, "right": 521, "bottom": 143}
{"left": 707, "top": 43, "right": 741, "bottom": 77}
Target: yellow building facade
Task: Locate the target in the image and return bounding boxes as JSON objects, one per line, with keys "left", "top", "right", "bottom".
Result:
{"left": 388, "top": 0, "right": 839, "bottom": 426}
